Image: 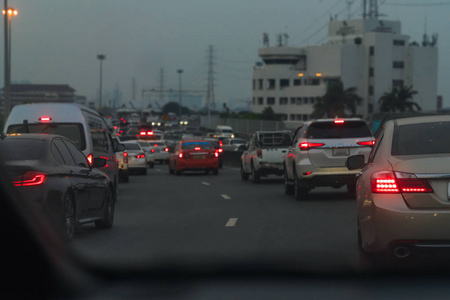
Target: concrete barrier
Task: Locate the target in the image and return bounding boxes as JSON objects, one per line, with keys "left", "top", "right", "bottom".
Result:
{"left": 222, "top": 151, "right": 243, "bottom": 168}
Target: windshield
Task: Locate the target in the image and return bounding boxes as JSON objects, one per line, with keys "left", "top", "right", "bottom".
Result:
{"left": 3, "top": 1, "right": 450, "bottom": 291}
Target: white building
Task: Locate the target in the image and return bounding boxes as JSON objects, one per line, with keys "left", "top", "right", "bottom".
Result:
{"left": 252, "top": 17, "right": 438, "bottom": 126}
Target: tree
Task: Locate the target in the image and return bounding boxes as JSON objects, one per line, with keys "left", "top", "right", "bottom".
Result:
{"left": 261, "top": 106, "right": 277, "bottom": 120}
{"left": 312, "top": 80, "right": 362, "bottom": 118}
{"left": 379, "top": 86, "right": 421, "bottom": 113}
{"left": 161, "top": 102, "right": 191, "bottom": 115}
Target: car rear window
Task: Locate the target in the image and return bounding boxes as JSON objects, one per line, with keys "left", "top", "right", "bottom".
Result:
{"left": 7, "top": 123, "right": 86, "bottom": 150}
{"left": 392, "top": 122, "right": 450, "bottom": 155}
{"left": 124, "top": 143, "right": 141, "bottom": 150}
{"left": 182, "top": 142, "right": 212, "bottom": 150}
{"left": 0, "top": 139, "right": 45, "bottom": 160}
{"left": 307, "top": 121, "right": 372, "bottom": 139}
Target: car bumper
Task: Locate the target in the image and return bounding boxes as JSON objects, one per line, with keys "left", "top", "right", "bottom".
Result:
{"left": 360, "top": 193, "right": 450, "bottom": 254}
{"left": 176, "top": 159, "right": 218, "bottom": 171}
{"left": 128, "top": 158, "right": 147, "bottom": 169}
{"left": 256, "top": 162, "right": 284, "bottom": 176}
{"left": 296, "top": 166, "right": 360, "bottom": 187}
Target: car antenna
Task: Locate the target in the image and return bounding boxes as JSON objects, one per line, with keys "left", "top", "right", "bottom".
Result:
{"left": 23, "top": 119, "right": 30, "bottom": 133}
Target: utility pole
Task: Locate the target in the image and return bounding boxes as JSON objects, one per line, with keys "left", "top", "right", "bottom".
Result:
{"left": 206, "top": 45, "right": 216, "bottom": 127}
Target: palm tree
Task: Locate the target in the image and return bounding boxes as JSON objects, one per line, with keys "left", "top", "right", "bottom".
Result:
{"left": 312, "top": 80, "right": 362, "bottom": 118}
{"left": 379, "top": 86, "right": 421, "bottom": 112}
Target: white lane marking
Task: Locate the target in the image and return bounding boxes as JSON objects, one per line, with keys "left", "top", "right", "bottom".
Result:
{"left": 226, "top": 218, "right": 238, "bottom": 227}
{"left": 202, "top": 182, "right": 210, "bottom": 186}
{"left": 221, "top": 194, "right": 231, "bottom": 199}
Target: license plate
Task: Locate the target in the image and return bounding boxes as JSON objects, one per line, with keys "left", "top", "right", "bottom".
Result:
{"left": 192, "top": 155, "right": 205, "bottom": 160}
{"left": 332, "top": 148, "right": 350, "bottom": 156}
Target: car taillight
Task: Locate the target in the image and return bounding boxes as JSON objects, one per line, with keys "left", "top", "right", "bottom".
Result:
{"left": 13, "top": 171, "right": 47, "bottom": 186}
{"left": 87, "top": 154, "right": 93, "bottom": 165}
{"left": 195, "top": 147, "right": 201, "bottom": 151}
{"left": 299, "top": 142, "right": 325, "bottom": 151}
{"left": 334, "top": 119, "right": 345, "bottom": 124}
{"left": 257, "top": 149, "right": 262, "bottom": 158}
{"left": 39, "top": 116, "right": 52, "bottom": 122}
{"left": 178, "top": 153, "right": 183, "bottom": 159}
{"left": 151, "top": 149, "right": 155, "bottom": 153}
{"left": 219, "top": 141, "right": 223, "bottom": 146}
{"left": 357, "top": 140, "right": 376, "bottom": 146}
{"left": 165, "top": 148, "right": 169, "bottom": 152}
{"left": 140, "top": 131, "right": 146, "bottom": 136}
{"left": 371, "top": 170, "right": 433, "bottom": 193}
{"left": 218, "top": 148, "right": 223, "bottom": 153}
{"left": 136, "top": 153, "right": 145, "bottom": 159}
{"left": 123, "top": 152, "right": 128, "bottom": 163}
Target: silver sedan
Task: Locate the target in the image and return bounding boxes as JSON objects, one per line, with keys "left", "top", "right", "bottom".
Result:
{"left": 347, "top": 115, "right": 450, "bottom": 264}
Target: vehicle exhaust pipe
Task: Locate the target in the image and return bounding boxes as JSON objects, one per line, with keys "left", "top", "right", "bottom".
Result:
{"left": 393, "top": 247, "right": 410, "bottom": 259}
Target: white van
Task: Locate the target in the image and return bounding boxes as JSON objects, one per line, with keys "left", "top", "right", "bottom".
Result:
{"left": 215, "top": 125, "right": 235, "bottom": 138}
{"left": 3, "top": 103, "right": 122, "bottom": 201}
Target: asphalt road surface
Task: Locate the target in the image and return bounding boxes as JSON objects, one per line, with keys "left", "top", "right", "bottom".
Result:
{"left": 70, "top": 164, "right": 359, "bottom": 273}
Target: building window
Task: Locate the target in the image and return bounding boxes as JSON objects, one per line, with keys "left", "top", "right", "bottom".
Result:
{"left": 293, "top": 79, "right": 301, "bottom": 86}
{"left": 296, "top": 114, "right": 302, "bottom": 121}
{"left": 257, "top": 97, "right": 263, "bottom": 105}
{"left": 309, "top": 97, "right": 315, "bottom": 104}
{"left": 311, "top": 78, "right": 320, "bottom": 85}
{"left": 369, "top": 68, "right": 374, "bottom": 77}
{"left": 267, "top": 97, "right": 275, "bottom": 105}
{"left": 280, "top": 79, "right": 290, "bottom": 89}
{"left": 297, "top": 98, "right": 302, "bottom": 105}
{"left": 368, "top": 86, "right": 374, "bottom": 96}
{"left": 280, "top": 114, "right": 288, "bottom": 121}
{"left": 279, "top": 97, "right": 288, "bottom": 105}
{"left": 392, "top": 80, "right": 404, "bottom": 88}
{"left": 252, "top": 80, "right": 255, "bottom": 91}
{"left": 252, "top": 97, "right": 256, "bottom": 105}
{"left": 302, "top": 114, "right": 308, "bottom": 121}
{"left": 258, "top": 79, "right": 263, "bottom": 90}
{"left": 290, "top": 114, "right": 296, "bottom": 120}
{"left": 393, "top": 39, "right": 405, "bottom": 46}
{"left": 290, "top": 97, "right": 296, "bottom": 105}
{"left": 369, "top": 46, "right": 374, "bottom": 56}
{"left": 393, "top": 61, "right": 405, "bottom": 69}
{"left": 267, "top": 79, "right": 275, "bottom": 90}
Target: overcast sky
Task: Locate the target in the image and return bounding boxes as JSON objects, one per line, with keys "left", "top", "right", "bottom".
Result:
{"left": 5, "top": 0, "right": 450, "bottom": 108}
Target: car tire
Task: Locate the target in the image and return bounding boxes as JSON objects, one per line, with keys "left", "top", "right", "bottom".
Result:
{"left": 95, "top": 187, "right": 114, "bottom": 229}
{"left": 294, "top": 169, "right": 308, "bottom": 200}
{"left": 62, "top": 193, "right": 75, "bottom": 243}
{"left": 212, "top": 168, "right": 218, "bottom": 175}
{"left": 284, "top": 167, "right": 294, "bottom": 195}
{"left": 240, "top": 163, "right": 249, "bottom": 181}
{"left": 252, "top": 166, "right": 261, "bottom": 184}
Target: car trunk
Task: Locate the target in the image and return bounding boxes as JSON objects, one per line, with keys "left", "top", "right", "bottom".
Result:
{"left": 389, "top": 155, "right": 450, "bottom": 209}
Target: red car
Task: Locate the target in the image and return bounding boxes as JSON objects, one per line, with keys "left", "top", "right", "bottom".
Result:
{"left": 169, "top": 140, "right": 219, "bottom": 175}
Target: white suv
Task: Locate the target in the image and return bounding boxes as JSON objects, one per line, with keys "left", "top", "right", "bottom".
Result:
{"left": 284, "top": 118, "right": 374, "bottom": 200}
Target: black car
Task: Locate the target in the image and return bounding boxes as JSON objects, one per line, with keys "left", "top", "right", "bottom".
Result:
{"left": 204, "top": 137, "right": 224, "bottom": 168}
{"left": 0, "top": 133, "right": 114, "bottom": 242}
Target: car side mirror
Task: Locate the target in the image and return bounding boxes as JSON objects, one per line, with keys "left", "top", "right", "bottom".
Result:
{"left": 115, "top": 144, "right": 125, "bottom": 152}
{"left": 92, "top": 157, "right": 107, "bottom": 168}
{"left": 346, "top": 155, "right": 365, "bottom": 170}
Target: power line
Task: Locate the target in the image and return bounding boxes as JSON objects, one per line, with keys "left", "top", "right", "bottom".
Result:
{"left": 384, "top": 1, "right": 450, "bottom": 6}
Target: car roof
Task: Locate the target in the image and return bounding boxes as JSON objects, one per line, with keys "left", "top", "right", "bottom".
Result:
{"left": 391, "top": 114, "right": 450, "bottom": 126}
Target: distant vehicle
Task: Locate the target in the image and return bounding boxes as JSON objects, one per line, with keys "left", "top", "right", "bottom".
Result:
{"left": 241, "top": 131, "right": 292, "bottom": 183}
{"left": 346, "top": 115, "right": 450, "bottom": 264}
{"left": 168, "top": 140, "right": 219, "bottom": 175}
{"left": 0, "top": 134, "right": 114, "bottom": 242}
{"left": 215, "top": 125, "right": 235, "bottom": 138}
{"left": 222, "top": 138, "right": 246, "bottom": 152}
{"left": 112, "top": 137, "right": 130, "bottom": 182}
{"left": 148, "top": 140, "right": 170, "bottom": 164}
{"left": 3, "top": 103, "right": 122, "bottom": 202}
{"left": 204, "top": 138, "right": 224, "bottom": 168}
{"left": 284, "top": 118, "right": 374, "bottom": 200}
{"left": 135, "top": 140, "right": 155, "bottom": 168}
{"left": 122, "top": 141, "right": 147, "bottom": 175}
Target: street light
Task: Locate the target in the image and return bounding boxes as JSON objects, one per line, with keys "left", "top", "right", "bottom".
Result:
{"left": 3, "top": 5, "right": 18, "bottom": 120}
{"left": 97, "top": 54, "right": 106, "bottom": 109}
{"left": 177, "top": 69, "right": 183, "bottom": 117}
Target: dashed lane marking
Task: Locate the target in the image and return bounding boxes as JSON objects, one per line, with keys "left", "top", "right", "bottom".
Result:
{"left": 226, "top": 218, "right": 238, "bottom": 227}
{"left": 202, "top": 182, "right": 210, "bottom": 186}
{"left": 221, "top": 194, "right": 231, "bottom": 199}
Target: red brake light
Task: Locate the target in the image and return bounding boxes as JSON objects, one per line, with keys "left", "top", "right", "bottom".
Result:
{"left": 39, "top": 116, "right": 52, "bottom": 122}
{"left": 154, "top": 144, "right": 158, "bottom": 147}
{"left": 334, "top": 119, "right": 345, "bottom": 124}
{"left": 371, "top": 171, "right": 433, "bottom": 193}
{"left": 151, "top": 149, "right": 155, "bottom": 153}
{"left": 178, "top": 153, "right": 183, "bottom": 159}
{"left": 357, "top": 140, "right": 376, "bottom": 146}
{"left": 140, "top": 131, "right": 146, "bottom": 136}
{"left": 165, "top": 148, "right": 169, "bottom": 152}
{"left": 87, "top": 154, "right": 93, "bottom": 165}
{"left": 148, "top": 131, "right": 153, "bottom": 136}
{"left": 195, "top": 147, "right": 201, "bottom": 151}
{"left": 299, "top": 142, "right": 325, "bottom": 151}
{"left": 123, "top": 152, "right": 128, "bottom": 157}
{"left": 137, "top": 153, "right": 145, "bottom": 159}
{"left": 214, "top": 152, "right": 219, "bottom": 158}
{"left": 13, "top": 172, "right": 46, "bottom": 186}
{"left": 218, "top": 148, "right": 223, "bottom": 153}
{"left": 219, "top": 141, "right": 223, "bottom": 146}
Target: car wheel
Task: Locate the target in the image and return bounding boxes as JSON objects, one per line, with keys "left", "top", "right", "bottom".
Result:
{"left": 240, "top": 163, "right": 249, "bottom": 181}
{"left": 284, "top": 167, "right": 294, "bottom": 195}
{"left": 212, "top": 168, "right": 218, "bottom": 175}
{"left": 62, "top": 193, "right": 75, "bottom": 242}
{"left": 252, "top": 166, "right": 261, "bottom": 184}
{"left": 95, "top": 187, "right": 114, "bottom": 229}
{"left": 294, "top": 169, "right": 308, "bottom": 200}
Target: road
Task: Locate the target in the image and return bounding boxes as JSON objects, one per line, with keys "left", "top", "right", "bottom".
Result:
{"left": 70, "top": 164, "right": 359, "bottom": 272}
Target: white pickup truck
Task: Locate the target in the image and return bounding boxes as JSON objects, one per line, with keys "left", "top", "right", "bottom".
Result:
{"left": 240, "top": 131, "right": 292, "bottom": 183}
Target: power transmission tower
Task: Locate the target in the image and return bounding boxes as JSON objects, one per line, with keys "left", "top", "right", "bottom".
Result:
{"left": 206, "top": 45, "right": 216, "bottom": 112}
